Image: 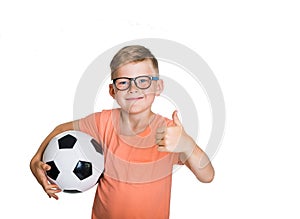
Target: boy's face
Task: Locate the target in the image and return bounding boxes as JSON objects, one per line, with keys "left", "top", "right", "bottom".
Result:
{"left": 109, "top": 59, "right": 163, "bottom": 114}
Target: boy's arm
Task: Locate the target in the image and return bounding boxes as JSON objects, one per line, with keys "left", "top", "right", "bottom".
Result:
{"left": 156, "top": 111, "right": 214, "bottom": 183}
{"left": 30, "top": 121, "right": 79, "bottom": 199}
{"left": 179, "top": 142, "right": 215, "bottom": 183}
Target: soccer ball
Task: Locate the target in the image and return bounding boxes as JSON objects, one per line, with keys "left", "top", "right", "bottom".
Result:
{"left": 42, "top": 130, "right": 104, "bottom": 193}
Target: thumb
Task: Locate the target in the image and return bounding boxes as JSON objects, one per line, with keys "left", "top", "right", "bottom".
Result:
{"left": 42, "top": 162, "right": 51, "bottom": 171}
{"left": 172, "top": 110, "right": 182, "bottom": 126}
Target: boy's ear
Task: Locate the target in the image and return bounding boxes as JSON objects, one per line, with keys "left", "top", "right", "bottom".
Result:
{"left": 155, "top": 79, "right": 164, "bottom": 96}
{"left": 109, "top": 84, "right": 115, "bottom": 98}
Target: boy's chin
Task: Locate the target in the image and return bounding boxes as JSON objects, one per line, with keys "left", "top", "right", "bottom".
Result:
{"left": 122, "top": 105, "right": 150, "bottom": 115}
{"left": 125, "top": 108, "right": 145, "bottom": 114}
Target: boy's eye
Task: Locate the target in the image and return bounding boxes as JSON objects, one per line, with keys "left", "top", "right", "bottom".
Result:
{"left": 116, "top": 80, "right": 129, "bottom": 86}
{"left": 137, "top": 78, "right": 149, "bottom": 84}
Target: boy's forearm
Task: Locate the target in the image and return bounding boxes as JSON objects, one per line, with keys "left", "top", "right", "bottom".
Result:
{"left": 180, "top": 142, "right": 215, "bottom": 183}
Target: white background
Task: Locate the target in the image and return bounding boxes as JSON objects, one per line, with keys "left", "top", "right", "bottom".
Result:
{"left": 1, "top": 0, "right": 299, "bottom": 218}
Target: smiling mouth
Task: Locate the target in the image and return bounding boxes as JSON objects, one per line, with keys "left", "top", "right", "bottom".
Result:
{"left": 126, "top": 97, "right": 144, "bottom": 101}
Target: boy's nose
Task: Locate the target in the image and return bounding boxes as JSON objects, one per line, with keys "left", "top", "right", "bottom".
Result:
{"left": 128, "top": 80, "right": 138, "bottom": 93}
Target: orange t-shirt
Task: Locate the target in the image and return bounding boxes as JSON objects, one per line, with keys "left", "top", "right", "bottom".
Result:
{"left": 79, "top": 109, "right": 182, "bottom": 219}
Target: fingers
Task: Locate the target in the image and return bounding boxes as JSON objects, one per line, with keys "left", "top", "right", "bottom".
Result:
{"left": 33, "top": 160, "right": 61, "bottom": 200}
{"left": 40, "top": 162, "right": 61, "bottom": 200}
{"left": 156, "top": 127, "right": 169, "bottom": 152}
{"left": 155, "top": 110, "right": 183, "bottom": 152}
{"left": 41, "top": 162, "right": 51, "bottom": 171}
{"left": 155, "top": 133, "right": 164, "bottom": 144}
{"left": 156, "top": 136, "right": 168, "bottom": 152}
{"left": 155, "top": 126, "right": 165, "bottom": 143}
{"left": 156, "top": 126, "right": 183, "bottom": 152}
{"left": 156, "top": 126, "right": 166, "bottom": 134}
{"left": 157, "top": 145, "right": 169, "bottom": 152}
{"left": 44, "top": 183, "right": 61, "bottom": 200}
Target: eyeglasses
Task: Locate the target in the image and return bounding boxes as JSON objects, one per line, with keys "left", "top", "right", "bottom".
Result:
{"left": 112, "top": 75, "right": 159, "bottom": 91}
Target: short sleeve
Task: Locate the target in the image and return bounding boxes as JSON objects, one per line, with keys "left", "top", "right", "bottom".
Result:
{"left": 79, "top": 112, "right": 102, "bottom": 144}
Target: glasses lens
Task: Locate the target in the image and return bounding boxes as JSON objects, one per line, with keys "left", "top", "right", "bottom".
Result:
{"left": 114, "top": 78, "right": 130, "bottom": 90}
{"left": 135, "top": 76, "right": 151, "bottom": 89}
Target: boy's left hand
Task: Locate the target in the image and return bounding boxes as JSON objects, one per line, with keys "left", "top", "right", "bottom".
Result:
{"left": 156, "top": 111, "right": 195, "bottom": 154}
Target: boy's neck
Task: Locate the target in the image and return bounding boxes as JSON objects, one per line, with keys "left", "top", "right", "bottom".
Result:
{"left": 119, "top": 109, "right": 155, "bottom": 135}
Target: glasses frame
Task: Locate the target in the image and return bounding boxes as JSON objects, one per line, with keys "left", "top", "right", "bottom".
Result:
{"left": 112, "top": 75, "right": 159, "bottom": 91}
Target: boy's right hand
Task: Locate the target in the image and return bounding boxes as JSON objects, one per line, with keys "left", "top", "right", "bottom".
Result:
{"left": 30, "top": 121, "right": 77, "bottom": 199}
{"left": 30, "top": 160, "right": 61, "bottom": 200}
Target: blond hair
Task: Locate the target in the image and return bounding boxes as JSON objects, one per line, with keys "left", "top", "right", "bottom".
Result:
{"left": 110, "top": 45, "right": 159, "bottom": 78}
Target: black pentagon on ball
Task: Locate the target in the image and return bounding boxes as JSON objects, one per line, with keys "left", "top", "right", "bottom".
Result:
{"left": 58, "top": 134, "right": 77, "bottom": 149}
{"left": 63, "top": 189, "right": 82, "bottom": 193}
{"left": 73, "top": 160, "right": 93, "bottom": 180}
{"left": 90, "top": 139, "right": 103, "bottom": 155}
{"left": 46, "top": 161, "right": 60, "bottom": 180}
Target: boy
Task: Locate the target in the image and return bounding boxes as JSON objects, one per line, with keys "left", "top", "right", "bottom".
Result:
{"left": 30, "top": 45, "right": 214, "bottom": 219}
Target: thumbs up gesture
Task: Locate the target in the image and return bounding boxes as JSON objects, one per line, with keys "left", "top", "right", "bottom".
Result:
{"left": 156, "top": 110, "right": 195, "bottom": 153}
